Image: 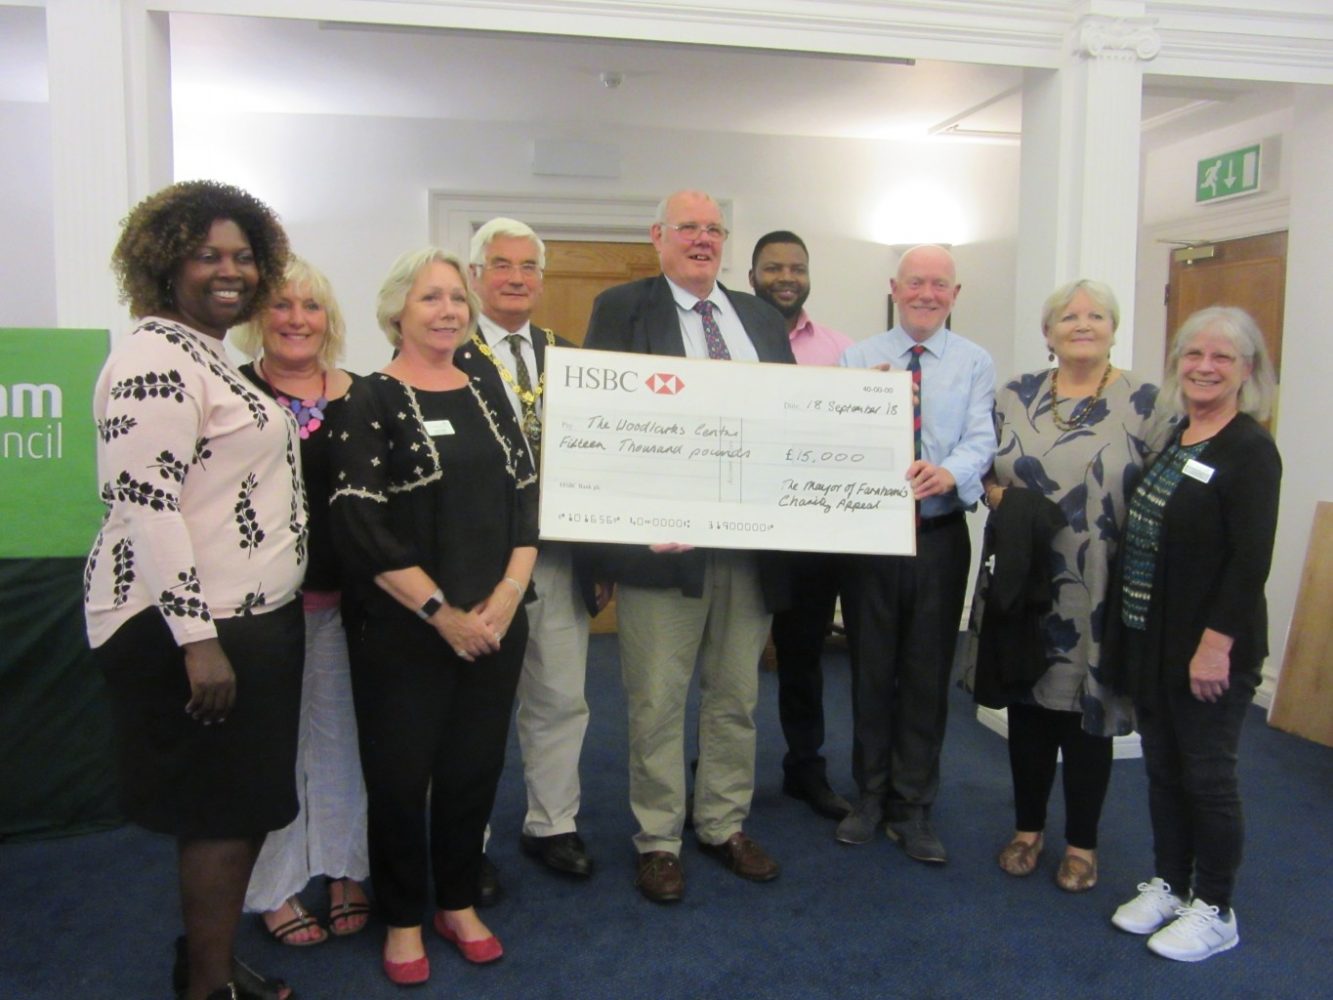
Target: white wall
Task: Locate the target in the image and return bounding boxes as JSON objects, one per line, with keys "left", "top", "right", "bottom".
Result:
{"left": 171, "top": 112, "right": 1020, "bottom": 378}
{"left": 1134, "top": 96, "right": 1333, "bottom": 701}
{"left": 0, "top": 101, "right": 56, "bottom": 328}
{"left": 1268, "top": 85, "right": 1333, "bottom": 698}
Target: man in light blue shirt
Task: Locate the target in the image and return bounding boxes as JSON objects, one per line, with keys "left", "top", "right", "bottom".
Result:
{"left": 835, "top": 245, "right": 996, "bottom": 864}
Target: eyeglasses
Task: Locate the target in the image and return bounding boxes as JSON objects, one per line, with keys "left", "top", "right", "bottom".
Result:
{"left": 665, "top": 222, "right": 729, "bottom": 241}
{"left": 483, "top": 260, "right": 542, "bottom": 278}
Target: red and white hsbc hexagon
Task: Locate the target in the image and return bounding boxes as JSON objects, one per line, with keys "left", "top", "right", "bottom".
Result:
{"left": 646, "top": 372, "right": 685, "bottom": 394}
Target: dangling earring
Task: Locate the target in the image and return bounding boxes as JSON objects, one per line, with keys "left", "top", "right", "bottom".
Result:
{"left": 1048, "top": 349, "right": 1055, "bottom": 363}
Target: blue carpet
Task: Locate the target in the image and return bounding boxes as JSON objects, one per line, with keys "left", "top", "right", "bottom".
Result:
{"left": 2, "top": 635, "right": 1331, "bottom": 998}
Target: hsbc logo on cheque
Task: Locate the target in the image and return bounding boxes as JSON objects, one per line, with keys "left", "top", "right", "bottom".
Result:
{"left": 646, "top": 373, "right": 684, "bottom": 395}
{"left": 562, "top": 366, "right": 685, "bottom": 395}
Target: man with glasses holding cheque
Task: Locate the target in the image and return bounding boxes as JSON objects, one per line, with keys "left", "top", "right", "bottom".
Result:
{"left": 583, "top": 190, "right": 794, "bottom": 904}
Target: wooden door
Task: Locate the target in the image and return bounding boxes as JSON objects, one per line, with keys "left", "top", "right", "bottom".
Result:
{"left": 533, "top": 240, "right": 659, "bottom": 633}
{"left": 530, "top": 240, "right": 660, "bottom": 344}
{"left": 1165, "top": 231, "right": 1287, "bottom": 414}
{"left": 1270, "top": 502, "right": 1333, "bottom": 747}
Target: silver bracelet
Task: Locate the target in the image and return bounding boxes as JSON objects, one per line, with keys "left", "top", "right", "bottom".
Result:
{"left": 502, "top": 576, "right": 524, "bottom": 600}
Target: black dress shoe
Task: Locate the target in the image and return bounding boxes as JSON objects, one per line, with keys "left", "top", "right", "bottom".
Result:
{"left": 476, "top": 854, "right": 503, "bottom": 907}
{"left": 520, "top": 832, "right": 594, "bottom": 878}
{"left": 782, "top": 775, "right": 853, "bottom": 820}
{"left": 885, "top": 818, "right": 948, "bottom": 865}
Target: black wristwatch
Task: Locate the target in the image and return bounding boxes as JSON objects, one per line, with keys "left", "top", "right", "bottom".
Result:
{"left": 416, "top": 589, "right": 445, "bottom": 620}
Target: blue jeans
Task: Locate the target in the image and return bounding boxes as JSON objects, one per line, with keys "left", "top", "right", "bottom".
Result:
{"left": 1136, "top": 668, "right": 1258, "bottom": 909}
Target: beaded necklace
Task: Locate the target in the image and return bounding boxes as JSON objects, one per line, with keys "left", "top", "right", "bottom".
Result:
{"left": 1048, "top": 362, "right": 1113, "bottom": 432}
{"left": 470, "top": 328, "right": 557, "bottom": 406}
{"left": 257, "top": 358, "right": 328, "bottom": 440}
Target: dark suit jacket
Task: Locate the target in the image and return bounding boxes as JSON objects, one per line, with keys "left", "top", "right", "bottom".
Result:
{"left": 456, "top": 324, "right": 599, "bottom": 617}
{"left": 582, "top": 275, "right": 795, "bottom": 612}
{"left": 1106, "top": 413, "right": 1281, "bottom": 707}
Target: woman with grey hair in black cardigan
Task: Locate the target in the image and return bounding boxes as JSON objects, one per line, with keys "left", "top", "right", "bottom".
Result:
{"left": 1109, "top": 306, "right": 1281, "bottom": 963}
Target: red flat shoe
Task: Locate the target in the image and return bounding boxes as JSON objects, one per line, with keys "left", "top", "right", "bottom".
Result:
{"left": 432, "top": 911, "right": 503, "bottom": 964}
{"left": 382, "top": 954, "right": 429, "bottom": 986}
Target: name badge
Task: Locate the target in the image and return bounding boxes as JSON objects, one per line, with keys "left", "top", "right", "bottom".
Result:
{"left": 424, "top": 419, "right": 455, "bottom": 437}
{"left": 1182, "top": 458, "right": 1215, "bottom": 484}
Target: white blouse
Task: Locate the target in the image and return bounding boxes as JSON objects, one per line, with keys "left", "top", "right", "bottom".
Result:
{"left": 84, "top": 318, "right": 307, "bottom": 647}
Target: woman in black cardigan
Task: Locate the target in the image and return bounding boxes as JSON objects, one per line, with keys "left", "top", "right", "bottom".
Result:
{"left": 1109, "top": 306, "right": 1281, "bottom": 963}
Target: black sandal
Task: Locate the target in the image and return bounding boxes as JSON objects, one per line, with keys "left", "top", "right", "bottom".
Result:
{"left": 173, "top": 936, "right": 296, "bottom": 1000}
{"left": 263, "top": 896, "right": 327, "bottom": 947}
{"left": 326, "top": 878, "right": 372, "bottom": 937}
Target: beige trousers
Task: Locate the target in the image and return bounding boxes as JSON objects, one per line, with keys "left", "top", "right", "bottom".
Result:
{"left": 516, "top": 545, "right": 591, "bottom": 838}
{"left": 617, "top": 552, "right": 771, "bottom": 855}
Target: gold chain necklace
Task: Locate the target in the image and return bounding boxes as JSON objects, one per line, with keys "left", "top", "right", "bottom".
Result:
{"left": 1049, "top": 363, "right": 1113, "bottom": 432}
{"left": 471, "top": 328, "right": 556, "bottom": 406}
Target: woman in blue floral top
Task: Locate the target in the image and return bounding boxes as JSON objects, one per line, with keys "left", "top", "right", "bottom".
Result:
{"left": 979, "top": 280, "right": 1170, "bottom": 893}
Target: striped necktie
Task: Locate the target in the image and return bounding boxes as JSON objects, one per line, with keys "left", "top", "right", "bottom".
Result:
{"left": 907, "top": 344, "right": 925, "bottom": 460}
{"left": 908, "top": 344, "right": 925, "bottom": 527}
{"left": 693, "top": 300, "right": 731, "bottom": 360}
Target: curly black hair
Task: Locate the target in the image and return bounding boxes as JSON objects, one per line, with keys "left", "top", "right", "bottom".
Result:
{"left": 111, "top": 180, "right": 289, "bottom": 324}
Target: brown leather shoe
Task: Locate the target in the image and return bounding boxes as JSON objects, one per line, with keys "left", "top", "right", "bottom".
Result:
{"left": 699, "top": 832, "right": 780, "bottom": 882}
{"left": 635, "top": 851, "right": 684, "bottom": 903}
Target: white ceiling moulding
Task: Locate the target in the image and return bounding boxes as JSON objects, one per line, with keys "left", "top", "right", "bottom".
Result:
{"left": 429, "top": 191, "right": 736, "bottom": 273}
{"left": 1150, "top": 1, "right": 1333, "bottom": 83}
{"left": 160, "top": 0, "right": 1071, "bottom": 69}
{"left": 151, "top": 1, "right": 1332, "bottom": 85}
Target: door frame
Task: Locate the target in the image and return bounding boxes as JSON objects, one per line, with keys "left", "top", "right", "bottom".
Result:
{"left": 1136, "top": 195, "right": 1288, "bottom": 379}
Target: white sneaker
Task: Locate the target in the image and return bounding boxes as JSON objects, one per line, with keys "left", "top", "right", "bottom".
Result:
{"left": 1111, "top": 877, "right": 1185, "bottom": 934}
{"left": 1146, "top": 898, "right": 1240, "bottom": 962}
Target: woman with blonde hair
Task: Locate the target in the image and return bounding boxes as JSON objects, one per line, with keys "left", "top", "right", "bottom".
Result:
{"left": 234, "top": 256, "right": 370, "bottom": 946}
{"left": 976, "top": 279, "right": 1169, "bottom": 893}
{"left": 330, "top": 248, "right": 537, "bottom": 985}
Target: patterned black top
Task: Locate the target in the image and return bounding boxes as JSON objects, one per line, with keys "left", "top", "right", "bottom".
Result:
{"left": 1120, "top": 437, "right": 1209, "bottom": 630}
{"left": 240, "top": 363, "right": 353, "bottom": 593}
{"left": 84, "top": 318, "right": 307, "bottom": 647}
{"left": 328, "top": 372, "right": 537, "bottom": 617}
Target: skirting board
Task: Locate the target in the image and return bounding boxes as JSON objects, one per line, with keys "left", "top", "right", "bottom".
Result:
{"left": 975, "top": 706, "right": 1143, "bottom": 760}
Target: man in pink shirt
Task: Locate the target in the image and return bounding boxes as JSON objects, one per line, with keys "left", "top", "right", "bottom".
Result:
{"left": 749, "top": 231, "right": 855, "bottom": 819}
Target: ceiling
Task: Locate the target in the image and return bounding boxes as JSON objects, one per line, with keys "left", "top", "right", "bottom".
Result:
{"left": 1, "top": 8, "right": 1294, "bottom": 147}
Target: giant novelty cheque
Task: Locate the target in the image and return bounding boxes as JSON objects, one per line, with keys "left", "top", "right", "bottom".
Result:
{"left": 539, "top": 346, "right": 916, "bottom": 556}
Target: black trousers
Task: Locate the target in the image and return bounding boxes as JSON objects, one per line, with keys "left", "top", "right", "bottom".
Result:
{"left": 348, "top": 605, "right": 526, "bottom": 926}
{"left": 770, "top": 551, "right": 842, "bottom": 785}
{"left": 841, "top": 517, "right": 970, "bottom": 819}
{"left": 1007, "top": 702, "right": 1113, "bottom": 849}
{"left": 1137, "top": 668, "right": 1257, "bottom": 910}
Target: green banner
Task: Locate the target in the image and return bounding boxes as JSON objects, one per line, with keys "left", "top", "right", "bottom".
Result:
{"left": 0, "top": 329, "right": 109, "bottom": 558}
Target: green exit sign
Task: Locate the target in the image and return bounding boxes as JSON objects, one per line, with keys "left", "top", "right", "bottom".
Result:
{"left": 1196, "top": 145, "right": 1261, "bottom": 204}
